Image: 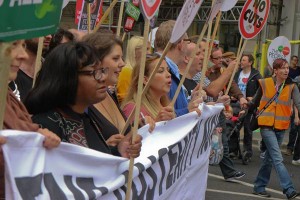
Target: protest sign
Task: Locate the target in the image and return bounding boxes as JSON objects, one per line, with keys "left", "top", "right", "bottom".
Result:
{"left": 170, "top": 0, "right": 204, "bottom": 43}
{"left": 239, "top": 0, "right": 270, "bottom": 39}
{"left": 125, "top": 2, "right": 141, "bottom": 21}
{"left": 220, "top": 0, "right": 238, "bottom": 11}
{"left": 140, "top": 0, "right": 162, "bottom": 20}
{"left": 63, "top": 0, "right": 70, "bottom": 8}
{"left": 1, "top": 104, "right": 223, "bottom": 200}
{"left": 78, "top": 0, "right": 104, "bottom": 31}
{"left": 0, "top": 1, "right": 63, "bottom": 42}
{"left": 267, "top": 36, "right": 291, "bottom": 67}
{"left": 208, "top": 0, "right": 225, "bottom": 22}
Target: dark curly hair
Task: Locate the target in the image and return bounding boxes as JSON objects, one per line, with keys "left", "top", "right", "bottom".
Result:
{"left": 24, "top": 42, "right": 99, "bottom": 114}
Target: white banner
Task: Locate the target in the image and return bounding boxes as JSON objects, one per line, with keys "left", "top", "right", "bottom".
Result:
{"left": 1, "top": 104, "right": 223, "bottom": 200}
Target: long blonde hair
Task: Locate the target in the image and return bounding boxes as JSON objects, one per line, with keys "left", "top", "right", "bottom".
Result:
{"left": 122, "top": 54, "right": 170, "bottom": 118}
{"left": 125, "top": 36, "right": 144, "bottom": 69}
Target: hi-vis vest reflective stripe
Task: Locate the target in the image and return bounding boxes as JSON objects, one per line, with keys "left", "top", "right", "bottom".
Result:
{"left": 258, "top": 78, "right": 294, "bottom": 130}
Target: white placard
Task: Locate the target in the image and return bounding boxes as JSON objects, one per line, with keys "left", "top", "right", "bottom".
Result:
{"left": 170, "top": 0, "right": 204, "bottom": 43}
{"left": 267, "top": 36, "right": 291, "bottom": 67}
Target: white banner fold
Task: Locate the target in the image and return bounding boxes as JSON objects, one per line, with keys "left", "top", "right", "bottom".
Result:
{"left": 1, "top": 104, "right": 223, "bottom": 200}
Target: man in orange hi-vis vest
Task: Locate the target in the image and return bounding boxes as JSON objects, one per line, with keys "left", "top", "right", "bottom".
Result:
{"left": 248, "top": 58, "right": 300, "bottom": 199}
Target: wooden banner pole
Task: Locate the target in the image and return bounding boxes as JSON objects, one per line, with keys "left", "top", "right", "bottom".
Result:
{"left": 122, "top": 32, "right": 127, "bottom": 42}
{"left": 225, "top": 39, "right": 247, "bottom": 95}
{"left": 208, "top": 11, "right": 222, "bottom": 56}
{"left": 199, "top": 22, "right": 212, "bottom": 89}
{"left": 87, "top": 3, "right": 91, "bottom": 33}
{"left": 32, "top": 37, "right": 44, "bottom": 87}
{"left": 125, "top": 19, "right": 150, "bottom": 200}
{"left": 116, "top": 0, "right": 125, "bottom": 36}
{"left": 120, "top": 42, "right": 172, "bottom": 135}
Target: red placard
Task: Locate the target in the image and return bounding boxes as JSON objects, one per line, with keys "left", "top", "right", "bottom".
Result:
{"left": 132, "top": 0, "right": 139, "bottom": 7}
{"left": 124, "top": 16, "right": 135, "bottom": 32}
{"left": 239, "top": 0, "right": 270, "bottom": 39}
{"left": 140, "top": 0, "right": 162, "bottom": 20}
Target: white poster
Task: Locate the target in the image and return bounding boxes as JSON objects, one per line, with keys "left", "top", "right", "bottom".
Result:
{"left": 220, "top": 0, "right": 238, "bottom": 11}
{"left": 170, "top": 0, "right": 204, "bottom": 43}
{"left": 1, "top": 104, "right": 223, "bottom": 200}
{"left": 267, "top": 36, "right": 291, "bottom": 67}
{"left": 208, "top": 0, "right": 225, "bottom": 22}
{"left": 63, "top": 0, "right": 69, "bottom": 8}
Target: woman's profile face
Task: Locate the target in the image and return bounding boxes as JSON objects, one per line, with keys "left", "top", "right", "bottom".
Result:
{"left": 77, "top": 62, "right": 108, "bottom": 106}
{"left": 101, "top": 44, "right": 125, "bottom": 86}
{"left": 8, "top": 40, "right": 28, "bottom": 82}
{"left": 148, "top": 60, "right": 171, "bottom": 96}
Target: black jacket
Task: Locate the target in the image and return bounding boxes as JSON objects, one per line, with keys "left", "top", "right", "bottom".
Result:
{"left": 234, "top": 67, "right": 262, "bottom": 98}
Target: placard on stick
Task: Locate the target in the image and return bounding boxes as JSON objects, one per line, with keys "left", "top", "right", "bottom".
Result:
{"left": 208, "top": 0, "right": 225, "bottom": 22}
{"left": 0, "top": 1, "right": 63, "bottom": 42}
{"left": 267, "top": 36, "right": 291, "bottom": 67}
{"left": 220, "top": 0, "right": 238, "bottom": 11}
{"left": 239, "top": 0, "right": 271, "bottom": 39}
{"left": 170, "top": 0, "right": 204, "bottom": 43}
{"left": 140, "top": 0, "right": 162, "bottom": 20}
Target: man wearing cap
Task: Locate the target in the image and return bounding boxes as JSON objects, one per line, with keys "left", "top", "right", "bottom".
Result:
{"left": 234, "top": 54, "right": 262, "bottom": 163}
{"left": 222, "top": 52, "right": 236, "bottom": 68}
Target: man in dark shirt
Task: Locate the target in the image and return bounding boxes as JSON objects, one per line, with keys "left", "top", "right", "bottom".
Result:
{"left": 289, "top": 55, "right": 300, "bottom": 79}
{"left": 285, "top": 55, "right": 300, "bottom": 156}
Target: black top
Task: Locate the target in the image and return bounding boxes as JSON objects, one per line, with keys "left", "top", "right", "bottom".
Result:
{"left": 32, "top": 106, "right": 120, "bottom": 156}
{"left": 289, "top": 66, "right": 300, "bottom": 79}
{"left": 180, "top": 75, "right": 198, "bottom": 96}
{"left": 87, "top": 92, "right": 131, "bottom": 141}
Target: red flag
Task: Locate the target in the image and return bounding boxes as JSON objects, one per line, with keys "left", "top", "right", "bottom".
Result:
{"left": 75, "top": 0, "right": 84, "bottom": 24}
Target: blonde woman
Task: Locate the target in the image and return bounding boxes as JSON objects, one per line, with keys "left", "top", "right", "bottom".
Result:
{"left": 117, "top": 36, "right": 151, "bottom": 103}
{"left": 122, "top": 54, "right": 175, "bottom": 122}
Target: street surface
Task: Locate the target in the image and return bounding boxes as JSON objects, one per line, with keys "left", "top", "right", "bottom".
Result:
{"left": 206, "top": 131, "right": 300, "bottom": 200}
